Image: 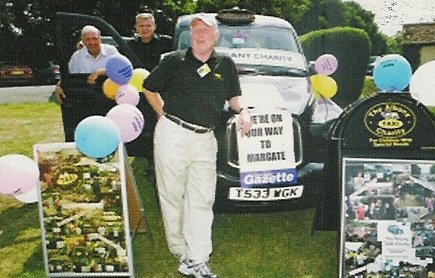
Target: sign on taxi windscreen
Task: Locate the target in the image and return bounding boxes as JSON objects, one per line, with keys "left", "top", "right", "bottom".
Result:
{"left": 237, "top": 107, "right": 298, "bottom": 187}
{"left": 216, "top": 48, "right": 306, "bottom": 69}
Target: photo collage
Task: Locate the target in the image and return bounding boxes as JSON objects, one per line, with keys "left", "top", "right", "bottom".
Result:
{"left": 341, "top": 158, "right": 434, "bottom": 278}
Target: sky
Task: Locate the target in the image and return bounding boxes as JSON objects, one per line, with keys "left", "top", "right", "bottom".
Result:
{"left": 343, "top": 0, "right": 435, "bottom": 36}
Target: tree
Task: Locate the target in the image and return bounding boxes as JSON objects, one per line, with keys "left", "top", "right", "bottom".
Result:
{"left": 341, "top": 1, "right": 387, "bottom": 55}
{"left": 0, "top": 0, "right": 190, "bottom": 65}
{"left": 0, "top": 0, "right": 16, "bottom": 60}
{"left": 385, "top": 34, "right": 403, "bottom": 55}
{"left": 196, "top": 0, "right": 388, "bottom": 57}
{"left": 0, "top": 0, "right": 392, "bottom": 65}
{"left": 195, "top": 0, "right": 311, "bottom": 23}
{"left": 294, "top": 0, "right": 388, "bottom": 56}
{"left": 293, "top": 0, "right": 344, "bottom": 34}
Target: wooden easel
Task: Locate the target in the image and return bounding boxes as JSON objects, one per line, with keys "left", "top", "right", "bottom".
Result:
{"left": 124, "top": 155, "right": 153, "bottom": 244}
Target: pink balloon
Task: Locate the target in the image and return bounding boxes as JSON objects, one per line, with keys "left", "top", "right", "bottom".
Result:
{"left": 116, "top": 84, "right": 140, "bottom": 106}
{"left": 314, "top": 54, "right": 338, "bottom": 75}
{"left": 14, "top": 186, "right": 38, "bottom": 203}
{"left": 0, "top": 154, "right": 40, "bottom": 195}
{"left": 106, "top": 104, "right": 145, "bottom": 143}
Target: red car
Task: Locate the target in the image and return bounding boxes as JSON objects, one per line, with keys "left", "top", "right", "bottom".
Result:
{"left": 0, "top": 62, "right": 33, "bottom": 86}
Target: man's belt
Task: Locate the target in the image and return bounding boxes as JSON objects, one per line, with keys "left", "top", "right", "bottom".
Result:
{"left": 164, "top": 113, "right": 213, "bottom": 134}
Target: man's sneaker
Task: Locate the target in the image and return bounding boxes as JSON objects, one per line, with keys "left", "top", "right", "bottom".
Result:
{"left": 188, "top": 260, "right": 219, "bottom": 278}
{"left": 178, "top": 257, "right": 194, "bottom": 276}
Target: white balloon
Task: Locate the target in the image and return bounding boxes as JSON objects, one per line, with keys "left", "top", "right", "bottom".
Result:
{"left": 409, "top": 60, "right": 435, "bottom": 106}
{"left": 14, "top": 186, "right": 38, "bottom": 203}
{"left": 0, "top": 154, "right": 39, "bottom": 195}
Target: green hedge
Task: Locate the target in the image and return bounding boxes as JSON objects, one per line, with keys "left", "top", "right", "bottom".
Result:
{"left": 300, "top": 27, "right": 371, "bottom": 108}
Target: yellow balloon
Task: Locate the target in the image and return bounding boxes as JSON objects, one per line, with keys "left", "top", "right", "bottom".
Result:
{"left": 102, "top": 78, "right": 119, "bottom": 100}
{"left": 310, "top": 74, "right": 337, "bottom": 99}
{"left": 129, "top": 68, "right": 150, "bottom": 92}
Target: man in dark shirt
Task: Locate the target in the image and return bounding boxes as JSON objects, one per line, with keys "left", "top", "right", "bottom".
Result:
{"left": 128, "top": 13, "right": 172, "bottom": 72}
{"left": 127, "top": 13, "right": 172, "bottom": 167}
{"left": 142, "top": 14, "right": 251, "bottom": 278}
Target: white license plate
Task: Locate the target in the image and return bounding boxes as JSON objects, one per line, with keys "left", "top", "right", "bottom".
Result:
{"left": 229, "top": 185, "right": 303, "bottom": 201}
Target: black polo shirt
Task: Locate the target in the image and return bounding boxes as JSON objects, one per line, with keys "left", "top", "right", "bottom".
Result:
{"left": 143, "top": 47, "right": 241, "bottom": 128}
{"left": 128, "top": 34, "right": 172, "bottom": 71}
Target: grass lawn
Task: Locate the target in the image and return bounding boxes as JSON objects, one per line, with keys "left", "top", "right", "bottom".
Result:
{"left": 0, "top": 102, "right": 338, "bottom": 277}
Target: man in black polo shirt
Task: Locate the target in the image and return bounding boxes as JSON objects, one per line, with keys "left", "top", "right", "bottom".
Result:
{"left": 142, "top": 14, "right": 251, "bottom": 278}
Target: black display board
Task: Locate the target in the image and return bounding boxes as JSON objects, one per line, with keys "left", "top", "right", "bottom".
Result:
{"left": 316, "top": 93, "right": 434, "bottom": 277}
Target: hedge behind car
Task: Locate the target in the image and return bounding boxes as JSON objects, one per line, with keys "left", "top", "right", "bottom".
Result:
{"left": 301, "top": 27, "right": 371, "bottom": 108}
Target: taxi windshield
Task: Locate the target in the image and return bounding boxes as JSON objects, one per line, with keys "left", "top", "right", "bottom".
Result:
{"left": 178, "top": 25, "right": 299, "bottom": 52}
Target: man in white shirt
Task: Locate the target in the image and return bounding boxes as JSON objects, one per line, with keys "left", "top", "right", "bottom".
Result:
{"left": 68, "top": 26, "right": 118, "bottom": 74}
{"left": 55, "top": 25, "right": 118, "bottom": 103}
{"left": 54, "top": 25, "right": 119, "bottom": 142}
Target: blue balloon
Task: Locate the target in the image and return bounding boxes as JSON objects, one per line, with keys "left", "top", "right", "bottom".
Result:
{"left": 105, "top": 55, "right": 133, "bottom": 85}
{"left": 74, "top": 116, "right": 121, "bottom": 159}
{"left": 373, "top": 54, "right": 412, "bottom": 92}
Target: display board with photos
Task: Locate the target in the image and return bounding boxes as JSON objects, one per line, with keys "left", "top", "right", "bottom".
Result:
{"left": 340, "top": 158, "right": 434, "bottom": 278}
{"left": 34, "top": 143, "right": 134, "bottom": 277}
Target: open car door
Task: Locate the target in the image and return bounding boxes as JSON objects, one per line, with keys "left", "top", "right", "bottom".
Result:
{"left": 55, "top": 12, "right": 154, "bottom": 158}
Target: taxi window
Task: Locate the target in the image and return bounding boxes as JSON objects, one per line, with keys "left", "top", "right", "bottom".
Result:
{"left": 178, "top": 26, "right": 299, "bottom": 52}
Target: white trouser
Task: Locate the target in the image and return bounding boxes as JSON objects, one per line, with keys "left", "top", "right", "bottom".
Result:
{"left": 154, "top": 116, "right": 217, "bottom": 262}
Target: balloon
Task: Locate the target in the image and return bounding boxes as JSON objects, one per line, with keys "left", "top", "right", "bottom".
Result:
{"left": 74, "top": 116, "right": 121, "bottom": 159}
{"left": 105, "top": 54, "right": 133, "bottom": 85}
{"left": 0, "top": 154, "right": 39, "bottom": 195}
{"left": 14, "top": 186, "right": 38, "bottom": 203}
{"left": 310, "top": 74, "right": 338, "bottom": 99}
{"left": 129, "top": 68, "right": 150, "bottom": 92}
{"left": 409, "top": 60, "right": 435, "bottom": 106}
{"left": 102, "top": 78, "right": 119, "bottom": 100}
{"left": 373, "top": 54, "right": 412, "bottom": 92}
{"left": 106, "top": 104, "right": 145, "bottom": 143}
{"left": 116, "top": 84, "right": 140, "bottom": 106}
{"left": 314, "top": 54, "right": 338, "bottom": 75}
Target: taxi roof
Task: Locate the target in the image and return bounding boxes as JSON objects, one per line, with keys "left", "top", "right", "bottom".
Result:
{"left": 176, "top": 13, "right": 295, "bottom": 31}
